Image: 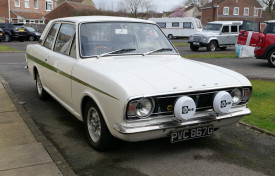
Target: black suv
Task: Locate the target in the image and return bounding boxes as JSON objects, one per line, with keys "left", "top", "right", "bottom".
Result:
{"left": 0, "top": 23, "right": 27, "bottom": 42}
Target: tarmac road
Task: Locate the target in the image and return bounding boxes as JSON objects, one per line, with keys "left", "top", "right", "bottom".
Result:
{"left": 0, "top": 45, "right": 274, "bottom": 176}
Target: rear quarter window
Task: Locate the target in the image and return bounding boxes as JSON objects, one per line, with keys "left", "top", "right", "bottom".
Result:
{"left": 264, "top": 23, "right": 275, "bottom": 34}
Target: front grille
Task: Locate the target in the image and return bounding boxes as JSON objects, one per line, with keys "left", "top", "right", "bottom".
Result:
{"left": 151, "top": 89, "right": 233, "bottom": 117}
{"left": 193, "top": 36, "right": 201, "bottom": 42}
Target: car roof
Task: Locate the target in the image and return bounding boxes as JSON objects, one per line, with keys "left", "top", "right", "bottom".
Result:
{"left": 52, "top": 16, "right": 155, "bottom": 24}
{"left": 207, "top": 21, "right": 242, "bottom": 25}
{"left": 265, "top": 20, "right": 275, "bottom": 23}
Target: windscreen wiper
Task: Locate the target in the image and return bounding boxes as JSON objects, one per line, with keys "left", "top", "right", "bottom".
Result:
{"left": 143, "top": 48, "right": 173, "bottom": 56}
{"left": 97, "top": 48, "right": 136, "bottom": 58}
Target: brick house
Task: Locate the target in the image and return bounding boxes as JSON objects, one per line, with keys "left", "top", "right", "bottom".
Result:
{"left": 0, "top": 0, "right": 58, "bottom": 24}
{"left": 201, "top": 0, "right": 263, "bottom": 25}
{"left": 44, "top": 1, "right": 96, "bottom": 23}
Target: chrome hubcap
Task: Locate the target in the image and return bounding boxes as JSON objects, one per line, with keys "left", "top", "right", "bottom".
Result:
{"left": 87, "top": 107, "right": 101, "bottom": 142}
{"left": 210, "top": 43, "right": 216, "bottom": 51}
{"left": 36, "top": 75, "right": 43, "bottom": 95}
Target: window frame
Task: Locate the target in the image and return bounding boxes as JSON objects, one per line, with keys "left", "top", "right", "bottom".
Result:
{"left": 233, "top": 7, "right": 239, "bottom": 15}
{"left": 46, "top": 0, "right": 53, "bottom": 11}
{"left": 25, "top": 0, "right": 30, "bottom": 8}
{"left": 15, "top": 0, "right": 20, "bottom": 7}
{"left": 34, "top": 0, "right": 39, "bottom": 9}
{"left": 43, "top": 22, "right": 61, "bottom": 50}
{"left": 53, "top": 22, "right": 76, "bottom": 57}
{"left": 223, "top": 7, "right": 229, "bottom": 15}
{"left": 244, "top": 7, "right": 249, "bottom": 16}
{"left": 222, "top": 25, "right": 230, "bottom": 33}
{"left": 231, "top": 25, "right": 239, "bottom": 33}
{"left": 254, "top": 8, "right": 258, "bottom": 16}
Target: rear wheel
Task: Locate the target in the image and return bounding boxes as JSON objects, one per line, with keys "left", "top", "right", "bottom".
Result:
{"left": 267, "top": 48, "right": 275, "bottom": 67}
{"left": 29, "top": 36, "right": 35, "bottom": 41}
{"left": 84, "top": 99, "right": 116, "bottom": 151}
{"left": 35, "top": 72, "right": 48, "bottom": 100}
{"left": 190, "top": 43, "right": 199, "bottom": 51}
{"left": 168, "top": 34, "right": 173, "bottom": 40}
{"left": 207, "top": 41, "right": 218, "bottom": 52}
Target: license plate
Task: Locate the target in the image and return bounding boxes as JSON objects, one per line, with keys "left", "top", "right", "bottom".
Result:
{"left": 193, "top": 42, "right": 200, "bottom": 45}
{"left": 170, "top": 125, "right": 213, "bottom": 143}
{"left": 19, "top": 29, "right": 25, "bottom": 32}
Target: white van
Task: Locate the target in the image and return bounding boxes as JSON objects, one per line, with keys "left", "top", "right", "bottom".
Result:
{"left": 149, "top": 17, "right": 202, "bottom": 39}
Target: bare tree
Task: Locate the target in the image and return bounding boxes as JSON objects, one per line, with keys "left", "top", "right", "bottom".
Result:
{"left": 119, "top": 0, "right": 156, "bottom": 18}
{"left": 261, "top": 0, "right": 275, "bottom": 18}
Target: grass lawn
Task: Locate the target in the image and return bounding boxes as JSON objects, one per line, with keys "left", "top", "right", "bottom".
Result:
{"left": 182, "top": 53, "right": 237, "bottom": 59}
{"left": 0, "top": 45, "right": 21, "bottom": 52}
{"left": 173, "top": 43, "right": 189, "bottom": 46}
{"left": 243, "top": 80, "right": 275, "bottom": 133}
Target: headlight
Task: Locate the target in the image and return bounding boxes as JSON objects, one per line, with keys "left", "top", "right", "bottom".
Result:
{"left": 231, "top": 88, "right": 242, "bottom": 104}
{"left": 127, "top": 98, "right": 154, "bottom": 119}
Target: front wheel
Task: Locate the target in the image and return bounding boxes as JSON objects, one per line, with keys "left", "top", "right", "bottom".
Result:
{"left": 267, "top": 49, "right": 275, "bottom": 67}
{"left": 190, "top": 43, "right": 199, "bottom": 51}
{"left": 29, "top": 36, "right": 35, "bottom": 41}
{"left": 207, "top": 41, "right": 218, "bottom": 52}
{"left": 36, "top": 72, "right": 48, "bottom": 100}
{"left": 84, "top": 100, "right": 116, "bottom": 151}
{"left": 5, "top": 34, "right": 11, "bottom": 42}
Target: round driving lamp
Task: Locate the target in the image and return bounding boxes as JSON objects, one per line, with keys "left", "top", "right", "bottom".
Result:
{"left": 231, "top": 88, "right": 242, "bottom": 104}
{"left": 136, "top": 98, "right": 154, "bottom": 118}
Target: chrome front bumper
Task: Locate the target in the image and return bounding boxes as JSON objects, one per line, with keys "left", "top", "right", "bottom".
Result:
{"left": 114, "top": 107, "right": 251, "bottom": 134}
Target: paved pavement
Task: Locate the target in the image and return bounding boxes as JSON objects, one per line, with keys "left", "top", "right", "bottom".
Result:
{"left": 0, "top": 76, "right": 75, "bottom": 176}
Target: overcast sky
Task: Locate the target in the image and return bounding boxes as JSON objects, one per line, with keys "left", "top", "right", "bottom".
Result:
{"left": 93, "top": 0, "right": 184, "bottom": 12}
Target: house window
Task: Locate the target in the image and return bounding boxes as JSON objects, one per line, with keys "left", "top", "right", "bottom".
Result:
{"left": 244, "top": 8, "right": 249, "bottom": 16}
{"left": 223, "top": 7, "right": 229, "bottom": 15}
{"left": 172, "top": 22, "right": 179, "bottom": 27}
{"left": 15, "top": 0, "right": 20, "bottom": 7}
{"left": 234, "top": 7, "right": 239, "bottom": 15}
{"left": 34, "top": 0, "right": 38, "bottom": 9}
{"left": 254, "top": 8, "right": 258, "bottom": 16}
{"left": 46, "top": 0, "right": 53, "bottom": 11}
{"left": 25, "top": 0, "right": 30, "bottom": 8}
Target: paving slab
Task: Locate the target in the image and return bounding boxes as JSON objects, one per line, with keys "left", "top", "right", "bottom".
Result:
{"left": 0, "top": 111, "right": 23, "bottom": 124}
{"left": 0, "top": 143, "right": 53, "bottom": 171}
{"left": 0, "top": 83, "right": 16, "bottom": 112}
{"left": 0, "top": 163, "right": 62, "bottom": 176}
{"left": 0, "top": 120, "right": 36, "bottom": 148}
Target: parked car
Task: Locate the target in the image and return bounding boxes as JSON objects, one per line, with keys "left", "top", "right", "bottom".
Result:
{"left": 0, "top": 23, "right": 27, "bottom": 42}
{"left": 148, "top": 17, "right": 202, "bottom": 39}
{"left": 0, "top": 28, "right": 5, "bottom": 42}
{"left": 254, "top": 21, "right": 275, "bottom": 67}
{"left": 24, "top": 26, "right": 41, "bottom": 41}
{"left": 26, "top": 16, "right": 252, "bottom": 151}
{"left": 188, "top": 21, "right": 242, "bottom": 51}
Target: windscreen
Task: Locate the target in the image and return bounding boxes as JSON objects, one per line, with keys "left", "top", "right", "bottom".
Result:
{"left": 80, "top": 22, "right": 177, "bottom": 57}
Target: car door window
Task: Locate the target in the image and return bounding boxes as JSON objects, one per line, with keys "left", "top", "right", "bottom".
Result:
{"left": 231, "top": 26, "right": 238, "bottom": 33}
{"left": 222, "top": 26, "right": 229, "bottom": 33}
{"left": 44, "top": 23, "right": 60, "bottom": 50}
{"left": 54, "top": 23, "right": 75, "bottom": 55}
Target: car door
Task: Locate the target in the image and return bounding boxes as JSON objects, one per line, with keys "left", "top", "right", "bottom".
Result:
{"left": 46, "top": 23, "right": 76, "bottom": 107}
{"left": 230, "top": 25, "right": 239, "bottom": 44}
{"left": 237, "top": 20, "right": 261, "bottom": 47}
{"left": 219, "top": 25, "right": 230, "bottom": 45}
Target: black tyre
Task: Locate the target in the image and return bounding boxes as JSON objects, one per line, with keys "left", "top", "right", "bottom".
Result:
{"left": 220, "top": 47, "right": 227, "bottom": 51}
{"left": 84, "top": 100, "right": 116, "bottom": 151}
{"left": 168, "top": 34, "right": 173, "bottom": 40}
{"left": 267, "top": 48, "right": 275, "bottom": 67}
{"left": 35, "top": 72, "right": 49, "bottom": 100}
{"left": 5, "top": 34, "right": 11, "bottom": 42}
{"left": 190, "top": 43, "right": 199, "bottom": 51}
{"left": 29, "top": 36, "right": 35, "bottom": 41}
{"left": 207, "top": 41, "right": 218, "bottom": 51}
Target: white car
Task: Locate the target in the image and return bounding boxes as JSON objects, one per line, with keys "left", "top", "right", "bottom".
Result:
{"left": 26, "top": 16, "right": 252, "bottom": 151}
{"left": 188, "top": 21, "right": 242, "bottom": 51}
